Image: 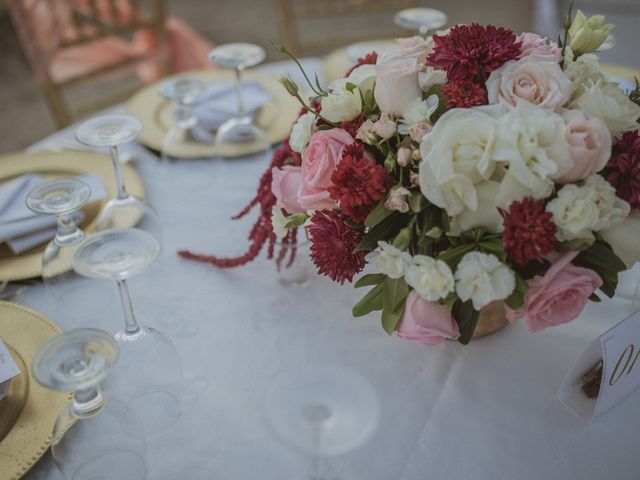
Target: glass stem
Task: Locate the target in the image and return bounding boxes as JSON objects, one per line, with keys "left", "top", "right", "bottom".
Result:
{"left": 110, "top": 145, "right": 128, "bottom": 200}
{"left": 176, "top": 101, "right": 196, "bottom": 130}
{"left": 116, "top": 279, "right": 142, "bottom": 338}
{"left": 234, "top": 66, "right": 245, "bottom": 117}
{"left": 71, "top": 385, "right": 105, "bottom": 418}
{"left": 55, "top": 213, "right": 84, "bottom": 246}
{"left": 419, "top": 25, "right": 429, "bottom": 39}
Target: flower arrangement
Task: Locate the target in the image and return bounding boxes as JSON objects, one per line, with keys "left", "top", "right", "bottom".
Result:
{"left": 180, "top": 7, "right": 640, "bottom": 345}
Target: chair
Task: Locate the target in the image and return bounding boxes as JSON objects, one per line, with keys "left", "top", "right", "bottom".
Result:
{"left": 7, "top": 0, "right": 171, "bottom": 127}
{"left": 277, "top": 0, "right": 417, "bottom": 56}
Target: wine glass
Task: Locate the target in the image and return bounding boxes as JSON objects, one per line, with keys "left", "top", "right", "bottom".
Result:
{"left": 275, "top": 229, "right": 313, "bottom": 287}
{"left": 394, "top": 8, "right": 448, "bottom": 38}
{"left": 208, "top": 43, "right": 270, "bottom": 157}
{"left": 263, "top": 366, "right": 381, "bottom": 480}
{"left": 71, "top": 227, "right": 183, "bottom": 435}
{"left": 75, "top": 114, "right": 163, "bottom": 243}
{"left": 158, "top": 76, "right": 215, "bottom": 161}
{"left": 31, "top": 328, "right": 148, "bottom": 480}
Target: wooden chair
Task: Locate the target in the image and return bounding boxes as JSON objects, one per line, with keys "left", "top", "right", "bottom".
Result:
{"left": 7, "top": 0, "right": 172, "bottom": 128}
{"left": 277, "top": 0, "right": 417, "bottom": 56}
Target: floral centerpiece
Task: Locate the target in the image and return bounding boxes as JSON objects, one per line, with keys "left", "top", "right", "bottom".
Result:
{"left": 179, "top": 7, "right": 640, "bottom": 345}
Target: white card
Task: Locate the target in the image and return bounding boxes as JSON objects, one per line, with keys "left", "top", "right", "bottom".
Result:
{"left": 557, "top": 310, "right": 640, "bottom": 420}
{"left": 0, "top": 338, "right": 20, "bottom": 402}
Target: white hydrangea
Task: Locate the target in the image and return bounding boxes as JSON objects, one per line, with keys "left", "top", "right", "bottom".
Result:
{"left": 289, "top": 112, "right": 316, "bottom": 154}
{"left": 404, "top": 255, "right": 454, "bottom": 301}
{"left": 374, "top": 242, "right": 409, "bottom": 279}
{"left": 454, "top": 252, "right": 516, "bottom": 310}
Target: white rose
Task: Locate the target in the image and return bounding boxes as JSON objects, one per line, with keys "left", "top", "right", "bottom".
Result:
{"left": 454, "top": 252, "right": 516, "bottom": 310}
{"left": 546, "top": 183, "right": 599, "bottom": 241}
{"left": 571, "top": 79, "right": 640, "bottom": 134}
{"left": 450, "top": 181, "right": 503, "bottom": 234}
{"left": 271, "top": 206, "right": 287, "bottom": 240}
{"left": 419, "top": 67, "right": 447, "bottom": 91}
{"left": 321, "top": 84, "right": 362, "bottom": 123}
{"left": 374, "top": 57, "right": 422, "bottom": 116}
{"left": 419, "top": 108, "right": 499, "bottom": 216}
{"left": 599, "top": 212, "right": 640, "bottom": 267}
{"left": 401, "top": 95, "right": 439, "bottom": 127}
{"left": 375, "top": 241, "right": 409, "bottom": 279}
{"left": 405, "top": 255, "right": 454, "bottom": 301}
{"left": 584, "top": 175, "right": 630, "bottom": 231}
{"left": 289, "top": 112, "right": 316, "bottom": 154}
{"left": 344, "top": 64, "right": 377, "bottom": 94}
{"left": 493, "top": 103, "right": 572, "bottom": 207}
{"left": 379, "top": 36, "right": 433, "bottom": 65}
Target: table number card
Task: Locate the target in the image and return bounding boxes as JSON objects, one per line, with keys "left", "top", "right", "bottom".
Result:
{"left": 558, "top": 310, "right": 640, "bottom": 421}
{"left": 0, "top": 338, "right": 20, "bottom": 402}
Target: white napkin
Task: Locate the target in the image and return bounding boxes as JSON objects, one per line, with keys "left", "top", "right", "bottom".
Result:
{"left": 191, "top": 80, "right": 271, "bottom": 131}
{"left": 0, "top": 338, "right": 20, "bottom": 402}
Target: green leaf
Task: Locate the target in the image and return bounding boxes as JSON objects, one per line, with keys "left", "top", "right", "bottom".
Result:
{"left": 355, "top": 213, "right": 404, "bottom": 252}
{"left": 354, "top": 273, "right": 386, "bottom": 288}
{"left": 345, "top": 82, "right": 357, "bottom": 93}
{"left": 381, "top": 301, "right": 406, "bottom": 335}
{"left": 364, "top": 201, "right": 393, "bottom": 228}
{"left": 409, "top": 192, "right": 428, "bottom": 213}
{"left": 382, "top": 277, "right": 409, "bottom": 313}
{"left": 505, "top": 273, "right": 528, "bottom": 310}
{"left": 437, "top": 243, "right": 474, "bottom": 268}
{"left": 452, "top": 300, "right": 480, "bottom": 345}
{"left": 589, "top": 292, "right": 602, "bottom": 302}
{"left": 478, "top": 241, "right": 507, "bottom": 261}
{"left": 557, "top": 237, "right": 595, "bottom": 252}
{"left": 352, "top": 283, "right": 384, "bottom": 317}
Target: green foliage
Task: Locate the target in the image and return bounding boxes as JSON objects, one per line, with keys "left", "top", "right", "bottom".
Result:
{"left": 284, "top": 212, "right": 309, "bottom": 229}
{"left": 354, "top": 273, "right": 386, "bottom": 288}
{"left": 364, "top": 201, "right": 393, "bottom": 228}
{"left": 573, "top": 240, "right": 626, "bottom": 298}
{"left": 352, "top": 283, "right": 384, "bottom": 317}
{"left": 355, "top": 212, "right": 406, "bottom": 252}
{"left": 452, "top": 300, "right": 480, "bottom": 345}
{"left": 505, "top": 273, "right": 529, "bottom": 310}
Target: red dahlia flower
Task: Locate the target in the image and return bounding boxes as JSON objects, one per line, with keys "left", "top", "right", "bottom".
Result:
{"left": 500, "top": 198, "right": 557, "bottom": 265}
{"left": 442, "top": 80, "right": 488, "bottom": 109}
{"left": 329, "top": 143, "right": 391, "bottom": 223}
{"left": 428, "top": 23, "right": 522, "bottom": 82}
{"left": 308, "top": 210, "right": 367, "bottom": 284}
{"left": 604, "top": 130, "right": 640, "bottom": 209}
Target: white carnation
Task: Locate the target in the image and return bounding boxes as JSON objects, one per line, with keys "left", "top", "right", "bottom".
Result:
{"left": 321, "top": 84, "right": 362, "bottom": 123}
{"left": 454, "top": 252, "right": 515, "bottom": 310}
{"left": 289, "top": 112, "right": 316, "bottom": 154}
{"left": 546, "top": 183, "right": 599, "bottom": 241}
{"left": 584, "top": 175, "right": 630, "bottom": 231}
{"left": 405, "top": 255, "right": 454, "bottom": 301}
{"left": 375, "top": 242, "right": 409, "bottom": 279}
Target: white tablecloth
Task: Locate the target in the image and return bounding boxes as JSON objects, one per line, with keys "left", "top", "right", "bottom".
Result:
{"left": 17, "top": 59, "right": 640, "bottom": 480}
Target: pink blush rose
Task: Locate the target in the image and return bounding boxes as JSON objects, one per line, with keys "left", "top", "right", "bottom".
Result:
{"left": 396, "top": 291, "right": 460, "bottom": 345}
{"left": 298, "top": 128, "right": 353, "bottom": 210}
{"left": 506, "top": 251, "right": 602, "bottom": 333}
{"left": 271, "top": 165, "right": 304, "bottom": 214}
{"left": 517, "top": 32, "right": 562, "bottom": 61}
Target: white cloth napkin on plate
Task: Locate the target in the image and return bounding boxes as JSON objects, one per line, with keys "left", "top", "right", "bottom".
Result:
{"left": 191, "top": 80, "right": 271, "bottom": 131}
{"left": 0, "top": 173, "right": 107, "bottom": 254}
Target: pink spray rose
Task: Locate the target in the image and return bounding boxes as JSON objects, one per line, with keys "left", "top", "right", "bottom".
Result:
{"left": 271, "top": 165, "right": 304, "bottom": 214}
{"left": 517, "top": 32, "right": 562, "bottom": 61}
{"left": 506, "top": 251, "right": 602, "bottom": 333}
{"left": 298, "top": 128, "right": 353, "bottom": 210}
{"left": 396, "top": 291, "right": 461, "bottom": 345}
{"left": 374, "top": 57, "right": 422, "bottom": 116}
{"left": 556, "top": 109, "right": 612, "bottom": 183}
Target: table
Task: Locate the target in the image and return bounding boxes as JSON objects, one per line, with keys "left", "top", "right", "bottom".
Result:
{"left": 15, "top": 60, "right": 640, "bottom": 480}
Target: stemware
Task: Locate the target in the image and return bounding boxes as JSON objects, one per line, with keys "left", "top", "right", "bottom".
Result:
{"left": 275, "top": 230, "right": 313, "bottom": 287}
{"left": 393, "top": 7, "right": 448, "bottom": 38}
{"left": 158, "top": 76, "right": 215, "bottom": 161}
{"left": 264, "top": 366, "right": 381, "bottom": 479}
{"left": 72, "top": 227, "right": 183, "bottom": 435}
{"left": 32, "top": 328, "right": 147, "bottom": 480}
{"left": 208, "top": 43, "right": 270, "bottom": 157}
{"left": 75, "top": 114, "right": 162, "bottom": 243}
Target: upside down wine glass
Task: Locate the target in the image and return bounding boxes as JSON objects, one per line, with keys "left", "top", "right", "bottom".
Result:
{"left": 32, "top": 328, "right": 148, "bottom": 480}
{"left": 208, "top": 43, "right": 270, "bottom": 157}
{"left": 72, "top": 228, "right": 183, "bottom": 435}
{"left": 393, "top": 7, "right": 448, "bottom": 38}
{"left": 264, "top": 366, "right": 381, "bottom": 480}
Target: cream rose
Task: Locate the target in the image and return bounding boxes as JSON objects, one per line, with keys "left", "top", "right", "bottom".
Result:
{"left": 321, "top": 84, "right": 362, "bottom": 123}
{"left": 454, "top": 252, "right": 516, "bottom": 310}
{"left": 404, "top": 255, "right": 454, "bottom": 301}
{"left": 599, "top": 212, "right": 640, "bottom": 267}
{"left": 289, "top": 112, "right": 316, "bottom": 154}
{"left": 487, "top": 55, "right": 572, "bottom": 110}
{"left": 517, "top": 32, "right": 562, "bottom": 61}
{"left": 374, "top": 57, "right": 422, "bottom": 116}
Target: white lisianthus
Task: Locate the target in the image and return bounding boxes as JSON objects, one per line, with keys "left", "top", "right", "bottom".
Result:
{"left": 568, "top": 10, "right": 614, "bottom": 55}
{"left": 401, "top": 95, "right": 439, "bottom": 127}
{"left": 344, "top": 64, "right": 377, "bottom": 93}
{"left": 419, "top": 67, "right": 447, "bottom": 91}
{"left": 321, "top": 84, "right": 362, "bottom": 123}
{"left": 289, "top": 112, "right": 316, "bottom": 154}
{"left": 571, "top": 79, "right": 640, "bottom": 134}
{"left": 584, "top": 175, "right": 630, "bottom": 230}
{"left": 563, "top": 52, "right": 607, "bottom": 97}
{"left": 546, "top": 183, "right": 599, "bottom": 241}
{"left": 271, "top": 206, "right": 287, "bottom": 240}
{"left": 375, "top": 242, "right": 409, "bottom": 279}
{"left": 419, "top": 108, "right": 499, "bottom": 216}
{"left": 454, "top": 252, "right": 516, "bottom": 310}
{"left": 493, "top": 103, "right": 572, "bottom": 207}
{"left": 405, "top": 255, "right": 454, "bottom": 301}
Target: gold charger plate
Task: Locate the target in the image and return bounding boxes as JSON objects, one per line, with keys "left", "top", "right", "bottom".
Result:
{"left": 0, "top": 301, "right": 72, "bottom": 480}
{"left": 0, "top": 150, "right": 145, "bottom": 281}
{"left": 125, "top": 69, "right": 300, "bottom": 158}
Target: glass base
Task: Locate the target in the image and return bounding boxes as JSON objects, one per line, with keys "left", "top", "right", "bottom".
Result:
{"left": 215, "top": 117, "right": 270, "bottom": 158}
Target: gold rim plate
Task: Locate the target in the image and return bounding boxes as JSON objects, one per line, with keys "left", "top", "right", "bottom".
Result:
{"left": 0, "top": 301, "right": 72, "bottom": 480}
{"left": 125, "top": 69, "right": 300, "bottom": 158}
{"left": 0, "top": 150, "right": 145, "bottom": 281}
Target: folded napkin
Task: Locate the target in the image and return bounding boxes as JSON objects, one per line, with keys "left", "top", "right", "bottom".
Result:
{"left": 191, "top": 80, "right": 271, "bottom": 131}
{"left": 0, "top": 173, "right": 107, "bottom": 254}
{"left": 0, "top": 338, "right": 20, "bottom": 402}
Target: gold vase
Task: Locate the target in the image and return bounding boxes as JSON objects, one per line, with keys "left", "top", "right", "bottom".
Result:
{"left": 472, "top": 301, "right": 509, "bottom": 338}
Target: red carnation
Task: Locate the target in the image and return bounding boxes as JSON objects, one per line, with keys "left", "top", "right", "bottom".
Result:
{"left": 499, "top": 198, "right": 556, "bottom": 265}
{"left": 604, "top": 130, "right": 640, "bottom": 209}
{"left": 328, "top": 143, "right": 391, "bottom": 223}
{"left": 428, "top": 23, "right": 521, "bottom": 82}
{"left": 308, "top": 210, "right": 367, "bottom": 284}
{"left": 442, "top": 80, "right": 488, "bottom": 109}
{"left": 346, "top": 51, "right": 378, "bottom": 77}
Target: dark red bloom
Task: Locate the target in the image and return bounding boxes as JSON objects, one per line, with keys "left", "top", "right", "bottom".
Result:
{"left": 340, "top": 114, "right": 366, "bottom": 138}
{"left": 442, "top": 80, "right": 488, "bottom": 109}
{"left": 346, "top": 51, "right": 378, "bottom": 77}
{"left": 499, "top": 198, "right": 557, "bottom": 265}
{"left": 308, "top": 210, "right": 367, "bottom": 284}
{"left": 604, "top": 130, "right": 640, "bottom": 209}
{"left": 428, "top": 23, "right": 521, "bottom": 82}
{"left": 328, "top": 143, "right": 391, "bottom": 223}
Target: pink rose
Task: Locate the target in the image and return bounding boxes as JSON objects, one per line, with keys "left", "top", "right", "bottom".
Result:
{"left": 556, "top": 109, "right": 612, "bottom": 183}
{"left": 298, "top": 128, "right": 353, "bottom": 210}
{"left": 374, "top": 57, "right": 422, "bottom": 116}
{"left": 397, "top": 147, "right": 412, "bottom": 167}
{"left": 373, "top": 112, "right": 397, "bottom": 140}
{"left": 380, "top": 36, "right": 433, "bottom": 65}
{"left": 506, "top": 251, "right": 602, "bottom": 333}
{"left": 517, "top": 32, "right": 562, "bottom": 62}
{"left": 486, "top": 55, "right": 572, "bottom": 110}
{"left": 271, "top": 165, "right": 305, "bottom": 214}
{"left": 409, "top": 122, "right": 432, "bottom": 143}
{"left": 396, "top": 291, "right": 460, "bottom": 345}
